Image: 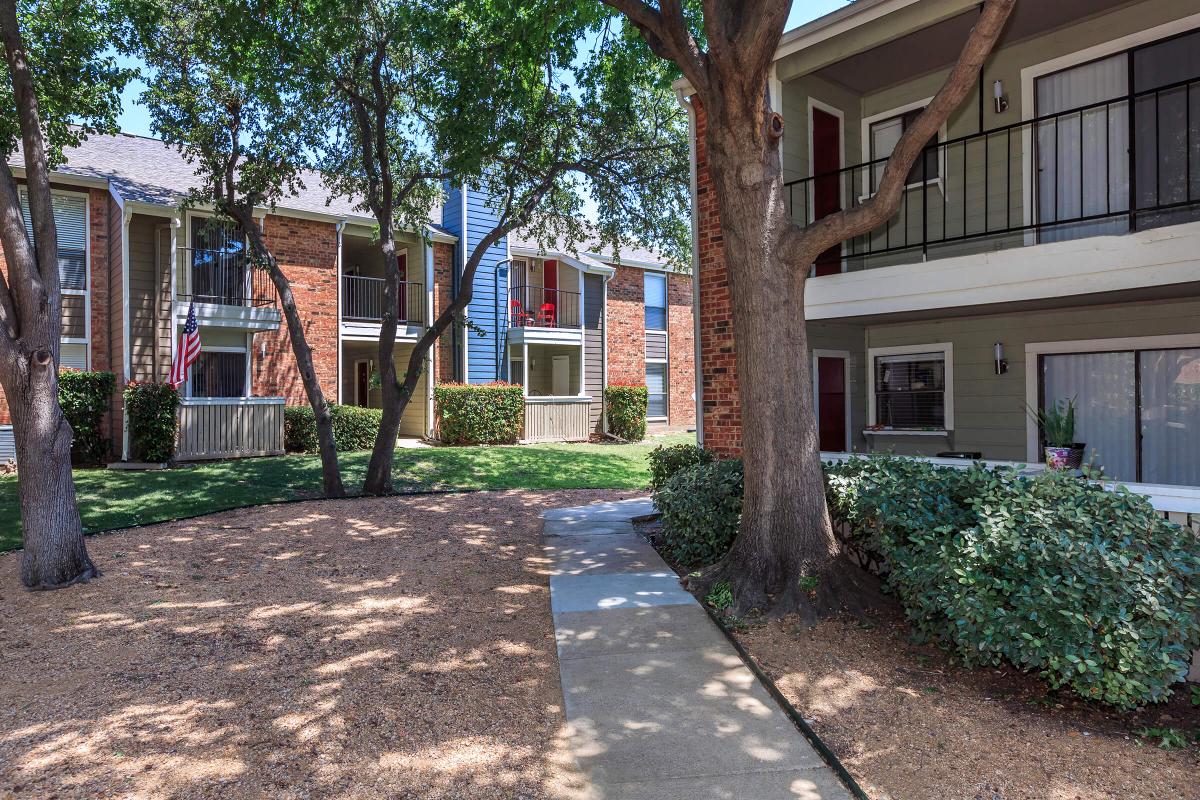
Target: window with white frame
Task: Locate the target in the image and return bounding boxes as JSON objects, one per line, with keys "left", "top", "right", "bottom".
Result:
{"left": 644, "top": 273, "right": 667, "bottom": 332}
{"left": 869, "top": 345, "right": 951, "bottom": 431}
{"left": 191, "top": 350, "right": 248, "bottom": 398}
{"left": 868, "top": 107, "right": 940, "bottom": 190}
{"left": 20, "top": 189, "right": 89, "bottom": 370}
{"left": 646, "top": 362, "right": 668, "bottom": 419}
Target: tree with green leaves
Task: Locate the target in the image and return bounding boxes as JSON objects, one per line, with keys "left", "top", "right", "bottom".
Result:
{"left": 0, "top": 0, "right": 136, "bottom": 588}
{"left": 600, "top": 0, "right": 1016, "bottom": 618}
{"left": 137, "top": 0, "right": 347, "bottom": 498}
{"left": 299, "top": 0, "right": 688, "bottom": 494}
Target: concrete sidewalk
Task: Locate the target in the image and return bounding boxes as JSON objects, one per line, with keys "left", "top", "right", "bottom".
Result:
{"left": 542, "top": 498, "right": 855, "bottom": 800}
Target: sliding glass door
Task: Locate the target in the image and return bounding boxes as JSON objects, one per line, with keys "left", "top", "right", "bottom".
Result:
{"left": 1041, "top": 347, "right": 1200, "bottom": 485}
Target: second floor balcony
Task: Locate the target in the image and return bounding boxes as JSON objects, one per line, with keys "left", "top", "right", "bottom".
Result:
{"left": 508, "top": 285, "right": 581, "bottom": 330}
{"left": 787, "top": 75, "right": 1200, "bottom": 278}
{"left": 341, "top": 274, "right": 425, "bottom": 326}
{"left": 176, "top": 246, "right": 280, "bottom": 330}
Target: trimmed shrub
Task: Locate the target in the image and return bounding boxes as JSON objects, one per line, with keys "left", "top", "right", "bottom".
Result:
{"left": 653, "top": 458, "right": 743, "bottom": 568}
{"left": 648, "top": 442, "right": 713, "bottom": 490}
{"left": 605, "top": 383, "right": 648, "bottom": 441}
{"left": 58, "top": 370, "right": 115, "bottom": 464}
{"left": 123, "top": 381, "right": 179, "bottom": 463}
{"left": 434, "top": 382, "right": 524, "bottom": 445}
{"left": 826, "top": 456, "right": 1200, "bottom": 710}
{"left": 284, "top": 404, "right": 384, "bottom": 453}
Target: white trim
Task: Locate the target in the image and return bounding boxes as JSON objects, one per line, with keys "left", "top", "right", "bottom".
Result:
{"left": 424, "top": 239, "right": 435, "bottom": 437}
{"left": 335, "top": 219, "right": 346, "bottom": 404}
{"left": 860, "top": 96, "right": 946, "bottom": 201}
{"left": 1022, "top": 333, "right": 1200, "bottom": 463}
{"left": 460, "top": 187, "right": 469, "bottom": 382}
{"left": 866, "top": 341, "right": 954, "bottom": 432}
{"left": 179, "top": 395, "right": 284, "bottom": 406}
{"left": 812, "top": 349, "right": 852, "bottom": 452}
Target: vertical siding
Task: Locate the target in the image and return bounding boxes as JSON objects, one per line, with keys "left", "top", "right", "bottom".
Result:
{"left": 584, "top": 273, "right": 605, "bottom": 431}
{"left": 441, "top": 186, "right": 509, "bottom": 384}
{"left": 339, "top": 342, "right": 428, "bottom": 438}
{"left": 128, "top": 215, "right": 169, "bottom": 383}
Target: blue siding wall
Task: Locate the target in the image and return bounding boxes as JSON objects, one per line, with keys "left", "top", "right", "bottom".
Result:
{"left": 441, "top": 184, "right": 509, "bottom": 383}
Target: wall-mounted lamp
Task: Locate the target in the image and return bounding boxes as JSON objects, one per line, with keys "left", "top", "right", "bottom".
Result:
{"left": 993, "top": 342, "right": 1008, "bottom": 375}
{"left": 259, "top": 337, "right": 268, "bottom": 359}
{"left": 993, "top": 80, "right": 1009, "bottom": 114}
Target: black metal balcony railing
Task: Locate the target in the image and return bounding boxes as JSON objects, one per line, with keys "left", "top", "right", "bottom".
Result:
{"left": 786, "top": 75, "right": 1200, "bottom": 274}
{"left": 342, "top": 275, "right": 424, "bottom": 325}
{"left": 182, "top": 248, "right": 277, "bottom": 307}
{"left": 508, "top": 285, "right": 581, "bottom": 329}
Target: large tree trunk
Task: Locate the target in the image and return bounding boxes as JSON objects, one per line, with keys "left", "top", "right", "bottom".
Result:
{"left": 690, "top": 98, "right": 878, "bottom": 619}
{"left": 6, "top": 354, "right": 96, "bottom": 589}
{"left": 239, "top": 215, "right": 344, "bottom": 498}
{"left": 362, "top": 228, "right": 405, "bottom": 495}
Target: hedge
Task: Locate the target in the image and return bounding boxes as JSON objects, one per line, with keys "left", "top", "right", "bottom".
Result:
{"left": 648, "top": 442, "right": 713, "bottom": 490}
{"left": 283, "top": 404, "right": 384, "bottom": 453}
{"left": 58, "top": 370, "right": 115, "bottom": 464}
{"left": 433, "top": 383, "right": 524, "bottom": 445}
{"left": 123, "top": 381, "right": 179, "bottom": 463}
{"left": 653, "top": 453, "right": 1200, "bottom": 709}
{"left": 605, "top": 384, "right": 648, "bottom": 441}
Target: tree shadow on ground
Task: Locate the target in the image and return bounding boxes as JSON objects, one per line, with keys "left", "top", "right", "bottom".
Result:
{"left": 0, "top": 489, "right": 631, "bottom": 799}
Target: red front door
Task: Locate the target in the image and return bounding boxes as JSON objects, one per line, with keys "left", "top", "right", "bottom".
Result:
{"left": 811, "top": 107, "right": 842, "bottom": 277}
{"left": 817, "top": 356, "right": 847, "bottom": 452}
{"left": 396, "top": 252, "right": 408, "bottom": 322}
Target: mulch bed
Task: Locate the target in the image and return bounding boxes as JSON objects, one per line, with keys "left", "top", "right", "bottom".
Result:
{"left": 0, "top": 489, "right": 638, "bottom": 800}
{"left": 637, "top": 520, "right": 1200, "bottom": 800}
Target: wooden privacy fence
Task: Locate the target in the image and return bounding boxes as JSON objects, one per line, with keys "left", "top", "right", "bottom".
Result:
{"left": 176, "top": 397, "right": 286, "bottom": 461}
{"left": 523, "top": 397, "right": 591, "bottom": 443}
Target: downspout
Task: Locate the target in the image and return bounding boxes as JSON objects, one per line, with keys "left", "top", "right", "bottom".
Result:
{"left": 493, "top": 258, "right": 512, "bottom": 380}
{"left": 679, "top": 87, "right": 704, "bottom": 447}
{"left": 120, "top": 203, "right": 133, "bottom": 461}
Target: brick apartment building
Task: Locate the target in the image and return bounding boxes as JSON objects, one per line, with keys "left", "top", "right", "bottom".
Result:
{"left": 0, "top": 132, "right": 694, "bottom": 461}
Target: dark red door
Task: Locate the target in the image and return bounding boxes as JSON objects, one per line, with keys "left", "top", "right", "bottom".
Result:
{"left": 355, "top": 361, "right": 371, "bottom": 407}
{"left": 812, "top": 107, "right": 842, "bottom": 277}
{"left": 542, "top": 259, "right": 558, "bottom": 326}
{"left": 397, "top": 252, "right": 408, "bottom": 321}
{"left": 817, "top": 356, "right": 847, "bottom": 452}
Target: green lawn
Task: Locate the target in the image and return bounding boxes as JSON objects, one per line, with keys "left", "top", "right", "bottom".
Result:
{"left": 0, "top": 432, "right": 694, "bottom": 553}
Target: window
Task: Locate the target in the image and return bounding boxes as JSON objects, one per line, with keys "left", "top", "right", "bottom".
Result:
{"left": 20, "top": 190, "right": 87, "bottom": 290}
{"left": 869, "top": 346, "right": 950, "bottom": 430}
{"left": 644, "top": 273, "right": 667, "bottom": 331}
{"left": 868, "top": 107, "right": 939, "bottom": 190}
{"left": 190, "top": 218, "right": 247, "bottom": 305}
{"left": 646, "top": 362, "right": 668, "bottom": 418}
{"left": 191, "top": 351, "right": 247, "bottom": 398}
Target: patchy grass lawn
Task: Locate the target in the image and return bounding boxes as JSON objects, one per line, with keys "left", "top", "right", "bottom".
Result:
{"left": 0, "top": 432, "right": 692, "bottom": 553}
{"left": 0, "top": 490, "right": 628, "bottom": 799}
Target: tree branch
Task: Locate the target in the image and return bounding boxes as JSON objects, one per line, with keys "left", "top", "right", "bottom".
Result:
{"left": 600, "top": 0, "right": 708, "bottom": 94}
{"left": 785, "top": 0, "right": 1016, "bottom": 265}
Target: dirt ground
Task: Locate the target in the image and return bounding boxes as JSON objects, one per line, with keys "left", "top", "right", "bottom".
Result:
{"left": 0, "top": 489, "right": 635, "bottom": 800}
{"left": 735, "top": 610, "right": 1200, "bottom": 800}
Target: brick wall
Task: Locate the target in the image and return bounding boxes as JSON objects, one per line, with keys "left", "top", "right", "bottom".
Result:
{"left": 606, "top": 263, "right": 696, "bottom": 429}
{"left": 252, "top": 214, "right": 339, "bottom": 403}
{"left": 606, "top": 264, "right": 646, "bottom": 386}
{"left": 667, "top": 271, "right": 695, "bottom": 427}
{"left": 693, "top": 99, "right": 743, "bottom": 456}
{"left": 0, "top": 186, "right": 116, "bottom": 435}
{"left": 431, "top": 240, "right": 455, "bottom": 384}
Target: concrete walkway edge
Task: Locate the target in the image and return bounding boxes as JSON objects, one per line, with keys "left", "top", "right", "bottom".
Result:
{"left": 542, "top": 498, "right": 856, "bottom": 800}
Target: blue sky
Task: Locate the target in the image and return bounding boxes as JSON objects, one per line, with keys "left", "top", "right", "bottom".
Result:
{"left": 113, "top": 1, "right": 849, "bottom": 137}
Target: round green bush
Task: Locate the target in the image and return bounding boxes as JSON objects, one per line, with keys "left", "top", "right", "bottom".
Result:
{"left": 123, "top": 381, "right": 179, "bottom": 463}
{"left": 58, "top": 370, "right": 115, "bottom": 464}
{"left": 652, "top": 458, "right": 743, "bottom": 568}
{"left": 648, "top": 442, "right": 713, "bottom": 490}
{"left": 827, "top": 457, "right": 1200, "bottom": 710}
{"left": 605, "top": 384, "right": 648, "bottom": 441}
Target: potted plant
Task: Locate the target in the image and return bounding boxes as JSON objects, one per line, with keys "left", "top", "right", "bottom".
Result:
{"left": 1028, "top": 397, "right": 1086, "bottom": 470}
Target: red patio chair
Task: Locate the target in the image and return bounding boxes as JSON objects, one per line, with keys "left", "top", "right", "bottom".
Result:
{"left": 537, "top": 302, "right": 556, "bottom": 327}
{"left": 510, "top": 298, "right": 531, "bottom": 327}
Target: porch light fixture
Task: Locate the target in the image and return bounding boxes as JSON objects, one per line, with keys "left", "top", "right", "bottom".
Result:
{"left": 993, "top": 342, "right": 1008, "bottom": 375}
{"left": 993, "top": 80, "right": 1008, "bottom": 114}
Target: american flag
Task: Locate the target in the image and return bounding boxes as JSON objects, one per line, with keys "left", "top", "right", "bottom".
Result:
{"left": 169, "top": 301, "right": 202, "bottom": 388}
